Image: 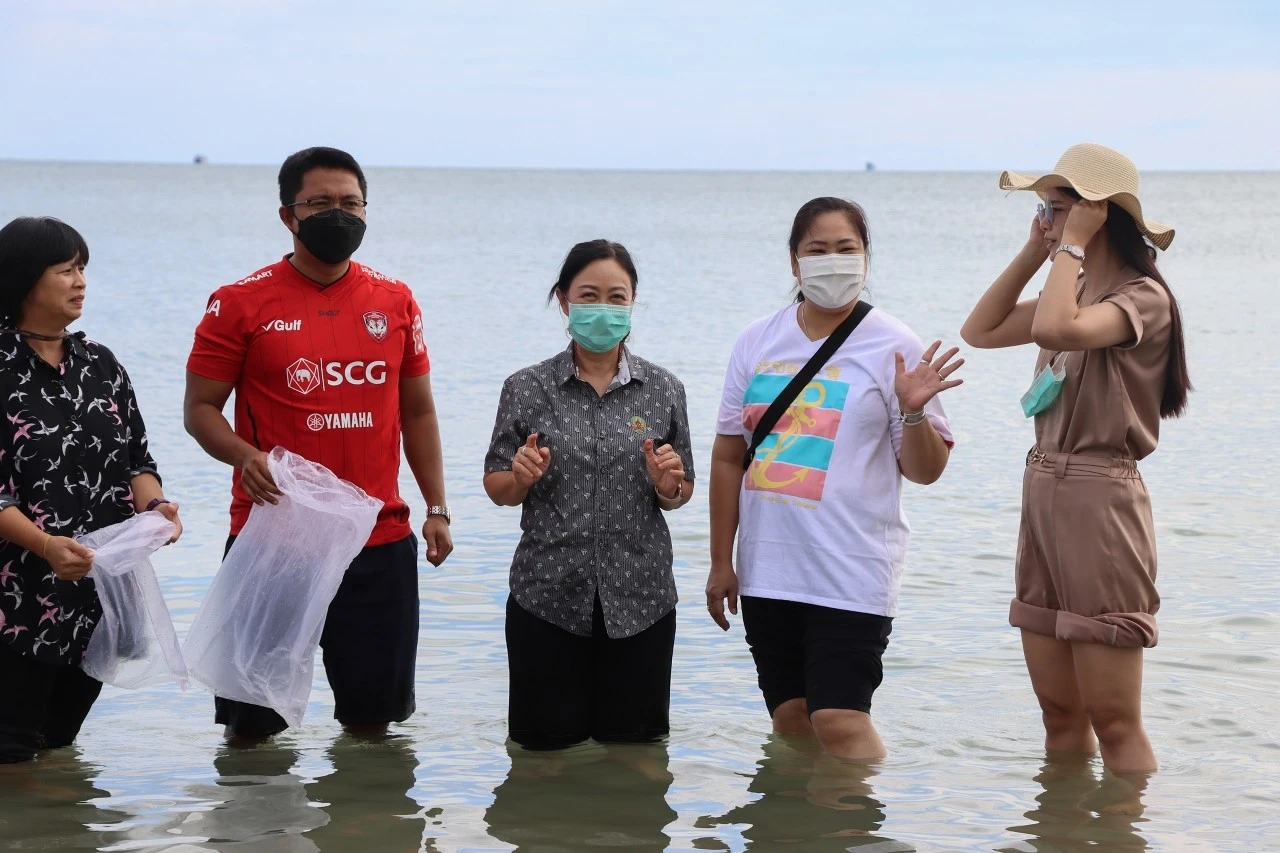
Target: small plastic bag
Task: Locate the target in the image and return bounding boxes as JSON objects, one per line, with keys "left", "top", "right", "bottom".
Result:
{"left": 183, "top": 448, "right": 383, "bottom": 726}
{"left": 78, "top": 511, "right": 187, "bottom": 689}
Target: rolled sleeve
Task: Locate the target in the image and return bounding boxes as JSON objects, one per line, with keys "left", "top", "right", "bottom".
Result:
{"left": 1102, "top": 278, "right": 1171, "bottom": 351}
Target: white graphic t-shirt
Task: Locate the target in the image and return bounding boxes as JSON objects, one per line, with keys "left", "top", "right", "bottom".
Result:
{"left": 715, "top": 303, "right": 954, "bottom": 617}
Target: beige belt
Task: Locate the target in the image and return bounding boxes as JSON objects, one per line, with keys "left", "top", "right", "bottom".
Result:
{"left": 1026, "top": 446, "right": 1139, "bottom": 479}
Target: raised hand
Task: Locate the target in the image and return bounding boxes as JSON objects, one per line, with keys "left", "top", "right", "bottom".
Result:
{"left": 895, "top": 340, "right": 965, "bottom": 414}
{"left": 1062, "top": 198, "right": 1109, "bottom": 246}
{"left": 643, "top": 439, "right": 684, "bottom": 501}
{"left": 512, "top": 433, "right": 551, "bottom": 489}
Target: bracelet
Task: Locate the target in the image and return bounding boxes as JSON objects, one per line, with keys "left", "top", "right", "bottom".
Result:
{"left": 899, "top": 409, "right": 927, "bottom": 427}
{"left": 145, "top": 498, "right": 171, "bottom": 513}
{"left": 659, "top": 479, "right": 683, "bottom": 507}
{"left": 41, "top": 533, "right": 51, "bottom": 559}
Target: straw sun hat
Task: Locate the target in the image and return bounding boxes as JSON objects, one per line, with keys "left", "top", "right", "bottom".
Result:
{"left": 999, "top": 142, "right": 1174, "bottom": 250}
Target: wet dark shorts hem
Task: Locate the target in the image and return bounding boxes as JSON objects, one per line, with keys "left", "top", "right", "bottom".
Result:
{"left": 741, "top": 595, "right": 893, "bottom": 717}
{"left": 214, "top": 534, "right": 420, "bottom": 736}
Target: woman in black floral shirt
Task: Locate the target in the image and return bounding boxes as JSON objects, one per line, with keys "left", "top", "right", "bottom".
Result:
{"left": 0, "top": 217, "right": 183, "bottom": 763}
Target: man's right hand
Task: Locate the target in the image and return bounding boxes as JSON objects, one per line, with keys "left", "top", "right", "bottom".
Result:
{"left": 239, "top": 450, "right": 282, "bottom": 505}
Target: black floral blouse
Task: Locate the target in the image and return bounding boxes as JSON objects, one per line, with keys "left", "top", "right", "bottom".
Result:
{"left": 0, "top": 332, "right": 158, "bottom": 666}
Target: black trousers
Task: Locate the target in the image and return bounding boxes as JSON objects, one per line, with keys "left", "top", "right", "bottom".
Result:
{"left": 505, "top": 595, "right": 676, "bottom": 750}
{"left": 0, "top": 643, "right": 103, "bottom": 763}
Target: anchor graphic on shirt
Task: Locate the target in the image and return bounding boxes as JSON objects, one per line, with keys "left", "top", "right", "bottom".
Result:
{"left": 749, "top": 382, "right": 825, "bottom": 490}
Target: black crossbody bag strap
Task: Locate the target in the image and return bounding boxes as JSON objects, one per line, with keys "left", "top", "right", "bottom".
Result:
{"left": 742, "top": 301, "right": 873, "bottom": 470}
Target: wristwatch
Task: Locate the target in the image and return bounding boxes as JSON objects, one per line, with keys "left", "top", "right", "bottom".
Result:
{"left": 427, "top": 505, "right": 451, "bottom": 525}
{"left": 1054, "top": 244, "right": 1085, "bottom": 262}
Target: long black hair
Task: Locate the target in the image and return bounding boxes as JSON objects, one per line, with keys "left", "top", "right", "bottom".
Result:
{"left": 1064, "top": 189, "right": 1191, "bottom": 418}
{"left": 0, "top": 217, "right": 90, "bottom": 326}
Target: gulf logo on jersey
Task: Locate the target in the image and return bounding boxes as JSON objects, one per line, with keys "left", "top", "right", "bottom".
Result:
{"left": 742, "top": 372, "right": 849, "bottom": 502}
{"left": 286, "top": 358, "right": 388, "bottom": 395}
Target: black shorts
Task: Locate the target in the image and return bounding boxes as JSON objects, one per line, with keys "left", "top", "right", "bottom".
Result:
{"left": 505, "top": 595, "right": 675, "bottom": 750}
{"left": 214, "top": 534, "right": 419, "bottom": 737}
{"left": 0, "top": 643, "right": 103, "bottom": 763}
{"left": 740, "top": 595, "right": 893, "bottom": 716}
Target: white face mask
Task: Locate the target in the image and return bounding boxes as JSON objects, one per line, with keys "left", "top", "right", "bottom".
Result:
{"left": 796, "top": 253, "right": 867, "bottom": 309}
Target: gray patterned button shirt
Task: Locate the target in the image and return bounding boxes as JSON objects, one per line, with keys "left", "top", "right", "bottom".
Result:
{"left": 485, "top": 346, "right": 695, "bottom": 639}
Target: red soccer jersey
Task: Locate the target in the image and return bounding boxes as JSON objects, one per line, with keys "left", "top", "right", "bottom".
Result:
{"left": 186, "top": 257, "right": 431, "bottom": 546}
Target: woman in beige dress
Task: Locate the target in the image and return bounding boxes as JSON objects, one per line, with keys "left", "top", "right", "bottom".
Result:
{"left": 961, "top": 143, "right": 1191, "bottom": 772}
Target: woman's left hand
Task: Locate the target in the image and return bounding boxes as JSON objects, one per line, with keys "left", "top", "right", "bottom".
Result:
{"left": 1061, "top": 198, "right": 1109, "bottom": 246}
{"left": 643, "top": 439, "right": 685, "bottom": 501}
{"left": 895, "top": 340, "right": 965, "bottom": 413}
{"left": 150, "top": 501, "right": 183, "bottom": 545}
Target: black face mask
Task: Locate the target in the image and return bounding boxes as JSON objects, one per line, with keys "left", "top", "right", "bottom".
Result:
{"left": 295, "top": 209, "right": 366, "bottom": 264}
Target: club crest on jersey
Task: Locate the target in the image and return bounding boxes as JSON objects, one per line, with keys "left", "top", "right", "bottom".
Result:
{"left": 363, "top": 311, "right": 389, "bottom": 343}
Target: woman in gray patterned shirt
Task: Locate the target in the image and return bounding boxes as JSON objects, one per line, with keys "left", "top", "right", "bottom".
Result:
{"left": 484, "top": 239, "right": 695, "bottom": 750}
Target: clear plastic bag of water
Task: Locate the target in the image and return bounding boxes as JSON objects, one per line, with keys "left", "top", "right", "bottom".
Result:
{"left": 183, "top": 448, "right": 383, "bottom": 726}
{"left": 79, "top": 511, "right": 187, "bottom": 689}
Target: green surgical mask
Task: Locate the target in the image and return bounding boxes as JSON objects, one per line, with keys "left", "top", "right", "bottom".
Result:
{"left": 1021, "top": 357, "right": 1066, "bottom": 418}
{"left": 567, "top": 303, "right": 632, "bottom": 353}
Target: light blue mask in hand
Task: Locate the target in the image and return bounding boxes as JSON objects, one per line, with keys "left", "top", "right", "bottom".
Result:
{"left": 1021, "top": 355, "right": 1066, "bottom": 418}
{"left": 567, "top": 303, "right": 632, "bottom": 353}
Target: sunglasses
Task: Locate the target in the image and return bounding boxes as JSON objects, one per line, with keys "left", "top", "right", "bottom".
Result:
{"left": 1036, "top": 201, "right": 1054, "bottom": 225}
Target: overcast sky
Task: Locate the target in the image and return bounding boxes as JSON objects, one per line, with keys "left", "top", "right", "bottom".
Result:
{"left": 2, "top": 0, "right": 1277, "bottom": 170}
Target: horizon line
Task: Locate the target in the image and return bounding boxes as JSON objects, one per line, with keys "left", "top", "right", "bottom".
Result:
{"left": 3, "top": 157, "right": 1276, "bottom": 175}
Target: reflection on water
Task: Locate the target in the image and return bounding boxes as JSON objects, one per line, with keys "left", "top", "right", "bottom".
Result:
{"left": 305, "top": 735, "right": 426, "bottom": 853}
{"left": 86, "top": 736, "right": 426, "bottom": 852}
{"left": 1000, "top": 761, "right": 1150, "bottom": 853}
{"left": 0, "top": 749, "right": 126, "bottom": 850}
{"left": 699, "top": 735, "right": 912, "bottom": 852}
{"left": 484, "top": 740, "right": 676, "bottom": 850}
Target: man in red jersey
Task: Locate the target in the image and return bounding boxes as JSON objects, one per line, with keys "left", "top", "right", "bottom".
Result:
{"left": 184, "top": 146, "right": 452, "bottom": 742}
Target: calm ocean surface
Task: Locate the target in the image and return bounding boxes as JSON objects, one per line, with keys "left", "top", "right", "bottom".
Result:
{"left": 0, "top": 162, "right": 1276, "bottom": 852}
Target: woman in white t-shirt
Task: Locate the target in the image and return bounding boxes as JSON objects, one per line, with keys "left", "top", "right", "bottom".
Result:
{"left": 706, "top": 197, "right": 964, "bottom": 760}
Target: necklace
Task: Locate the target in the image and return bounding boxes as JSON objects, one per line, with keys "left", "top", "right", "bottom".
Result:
{"left": 798, "top": 303, "right": 812, "bottom": 339}
{"left": 2, "top": 328, "right": 66, "bottom": 342}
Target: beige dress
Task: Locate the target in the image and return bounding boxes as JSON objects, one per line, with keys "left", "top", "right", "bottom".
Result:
{"left": 1010, "top": 271, "right": 1173, "bottom": 648}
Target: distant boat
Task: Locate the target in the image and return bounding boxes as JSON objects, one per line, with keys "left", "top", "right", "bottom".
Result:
{"left": 865, "top": 161, "right": 875, "bottom": 172}
{"left": 193, "top": 155, "right": 207, "bottom": 165}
